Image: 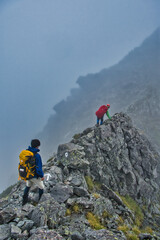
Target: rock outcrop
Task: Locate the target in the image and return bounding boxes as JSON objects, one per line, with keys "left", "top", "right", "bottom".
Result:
{"left": 0, "top": 113, "right": 160, "bottom": 239}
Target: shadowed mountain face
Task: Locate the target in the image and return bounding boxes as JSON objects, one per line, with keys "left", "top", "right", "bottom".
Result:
{"left": 127, "top": 86, "right": 160, "bottom": 146}
{"left": 1, "top": 113, "right": 160, "bottom": 239}
{"left": 39, "top": 28, "right": 160, "bottom": 159}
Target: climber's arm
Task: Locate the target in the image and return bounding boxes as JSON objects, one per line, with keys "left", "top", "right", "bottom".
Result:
{"left": 106, "top": 110, "right": 111, "bottom": 119}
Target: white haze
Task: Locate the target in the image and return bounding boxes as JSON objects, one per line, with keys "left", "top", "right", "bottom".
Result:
{"left": 0, "top": 0, "right": 160, "bottom": 193}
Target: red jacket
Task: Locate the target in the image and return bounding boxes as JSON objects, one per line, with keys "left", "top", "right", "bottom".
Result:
{"left": 95, "top": 105, "right": 109, "bottom": 118}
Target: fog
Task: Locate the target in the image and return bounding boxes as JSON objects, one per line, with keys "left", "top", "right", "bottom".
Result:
{"left": 0, "top": 0, "right": 160, "bottom": 193}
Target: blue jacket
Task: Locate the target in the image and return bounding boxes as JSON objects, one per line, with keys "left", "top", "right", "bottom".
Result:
{"left": 27, "top": 146, "right": 44, "bottom": 178}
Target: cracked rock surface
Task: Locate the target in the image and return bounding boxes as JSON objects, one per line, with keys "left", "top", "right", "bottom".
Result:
{"left": 0, "top": 113, "right": 160, "bottom": 239}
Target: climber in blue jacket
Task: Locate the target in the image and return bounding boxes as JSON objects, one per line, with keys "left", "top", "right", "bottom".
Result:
{"left": 22, "top": 139, "right": 44, "bottom": 206}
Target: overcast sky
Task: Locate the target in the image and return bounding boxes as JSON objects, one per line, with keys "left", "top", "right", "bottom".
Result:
{"left": 0, "top": 0, "right": 160, "bottom": 193}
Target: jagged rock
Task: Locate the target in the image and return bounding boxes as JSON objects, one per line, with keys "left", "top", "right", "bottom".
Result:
{"left": 28, "top": 227, "right": 64, "bottom": 240}
{"left": 50, "top": 183, "right": 73, "bottom": 203}
{"left": 139, "top": 233, "right": 152, "bottom": 239}
{"left": 58, "top": 215, "right": 89, "bottom": 238}
{"left": 10, "top": 224, "right": 21, "bottom": 238}
{"left": 0, "top": 199, "right": 8, "bottom": 210}
{"left": 21, "top": 203, "right": 35, "bottom": 218}
{"left": 44, "top": 165, "right": 63, "bottom": 184}
{"left": 67, "top": 197, "right": 94, "bottom": 210}
{"left": 57, "top": 143, "right": 89, "bottom": 170}
{"left": 84, "top": 229, "right": 126, "bottom": 240}
{"left": 101, "top": 184, "right": 124, "bottom": 205}
{"left": 71, "top": 114, "right": 159, "bottom": 207}
{"left": 0, "top": 224, "right": 11, "bottom": 240}
{"left": 29, "top": 194, "right": 66, "bottom": 229}
{"left": 0, "top": 207, "right": 17, "bottom": 224}
{"left": 16, "top": 219, "right": 34, "bottom": 231}
{"left": 70, "top": 176, "right": 82, "bottom": 187}
{"left": 73, "top": 187, "right": 89, "bottom": 197}
{"left": 65, "top": 170, "right": 88, "bottom": 189}
{"left": 71, "top": 231, "right": 84, "bottom": 240}
{"left": 28, "top": 206, "right": 47, "bottom": 227}
{"left": 92, "top": 196, "right": 115, "bottom": 217}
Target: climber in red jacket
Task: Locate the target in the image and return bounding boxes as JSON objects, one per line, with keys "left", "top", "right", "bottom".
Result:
{"left": 95, "top": 104, "right": 111, "bottom": 125}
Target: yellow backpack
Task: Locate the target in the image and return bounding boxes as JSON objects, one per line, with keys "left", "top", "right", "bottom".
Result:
{"left": 18, "top": 150, "right": 36, "bottom": 181}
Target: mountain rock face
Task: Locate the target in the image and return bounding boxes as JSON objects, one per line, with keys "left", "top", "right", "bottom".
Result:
{"left": 126, "top": 86, "right": 160, "bottom": 148}
{"left": 1, "top": 113, "right": 160, "bottom": 239}
{"left": 38, "top": 28, "right": 160, "bottom": 159}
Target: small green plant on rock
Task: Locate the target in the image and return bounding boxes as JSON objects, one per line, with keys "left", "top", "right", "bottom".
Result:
{"left": 47, "top": 157, "right": 54, "bottom": 163}
{"left": 126, "top": 233, "right": 139, "bottom": 240}
{"left": 72, "top": 203, "right": 80, "bottom": 213}
{"left": 118, "top": 225, "right": 139, "bottom": 240}
{"left": 102, "top": 210, "right": 112, "bottom": 219}
{"left": 85, "top": 176, "right": 94, "bottom": 191}
{"left": 116, "top": 216, "right": 124, "bottom": 225}
{"left": 132, "top": 226, "right": 141, "bottom": 235}
{"left": 119, "top": 195, "right": 144, "bottom": 227}
{"left": 93, "top": 193, "right": 100, "bottom": 199}
{"left": 66, "top": 208, "right": 71, "bottom": 216}
{"left": 86, "top": 212, "right": 105, "bottom": 230}
{"left": 65, "top": 203, "right": 81, "bottom": 216}
{"left": 85, "top": 176, "right": 102, "bottom": 193}
{"left": 117, "top": 225, "right": 130, "bottom": 234}
{"left": 142, "top": 226, "right": 153, "bottom": 234}
{"left": 94, "top": 181, "right": 102, "bottom": 190}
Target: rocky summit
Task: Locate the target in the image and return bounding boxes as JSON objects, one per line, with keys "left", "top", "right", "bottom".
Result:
{"left": 0, "top": 113, "right": 160, "bottom": 240}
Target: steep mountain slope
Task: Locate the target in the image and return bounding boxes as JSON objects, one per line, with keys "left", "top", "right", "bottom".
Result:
{"left": 127, "top": 86, "right": 160, "bottom": 147}
{"left": 0, "top": 113, "right": 160, "bottom": 239}
{"left": 39, "top": 28, "right": 160, "bottom": 160}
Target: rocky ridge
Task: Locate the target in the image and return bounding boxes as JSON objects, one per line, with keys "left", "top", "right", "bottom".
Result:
{"left": 0, "top": 113, "right": 160, "bottom": 240}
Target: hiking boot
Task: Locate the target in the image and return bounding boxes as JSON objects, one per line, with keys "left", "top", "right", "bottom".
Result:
{"left": 39, "top": 189, "right": 44, "bottom": 201}
{"left": 22, "top": 186, "right": 30, "bottom": 206}
{"left": 96, "top": 124, "right": 99, "bottom": 127}
{"left": 22, "top": 196, "right": 28, "bottom": 206}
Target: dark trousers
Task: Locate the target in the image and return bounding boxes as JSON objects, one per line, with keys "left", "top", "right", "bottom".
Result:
{"left": 97, "top": 116, "right": 104, "bottom": 125}
{"left": 22, "top": 186, "right": 44, "bottom": 206}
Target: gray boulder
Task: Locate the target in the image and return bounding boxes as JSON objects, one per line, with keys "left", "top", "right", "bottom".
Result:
{"left": 0, "top": 224, "right": 11, "bottom": 240}
{"left": 28, "top": 227, "right": 64, "bottom": 240}
{"left": 50, "top": 183, "right": 73, "bottom": 203}
{"left": 84, "top": 229, "right": 126, "bottom": 240}
{"left": 0, "top": 207, "right": 16, "bottom": 224}
{"left": 29, "top": 194, "right": 66, "bottom": 229}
